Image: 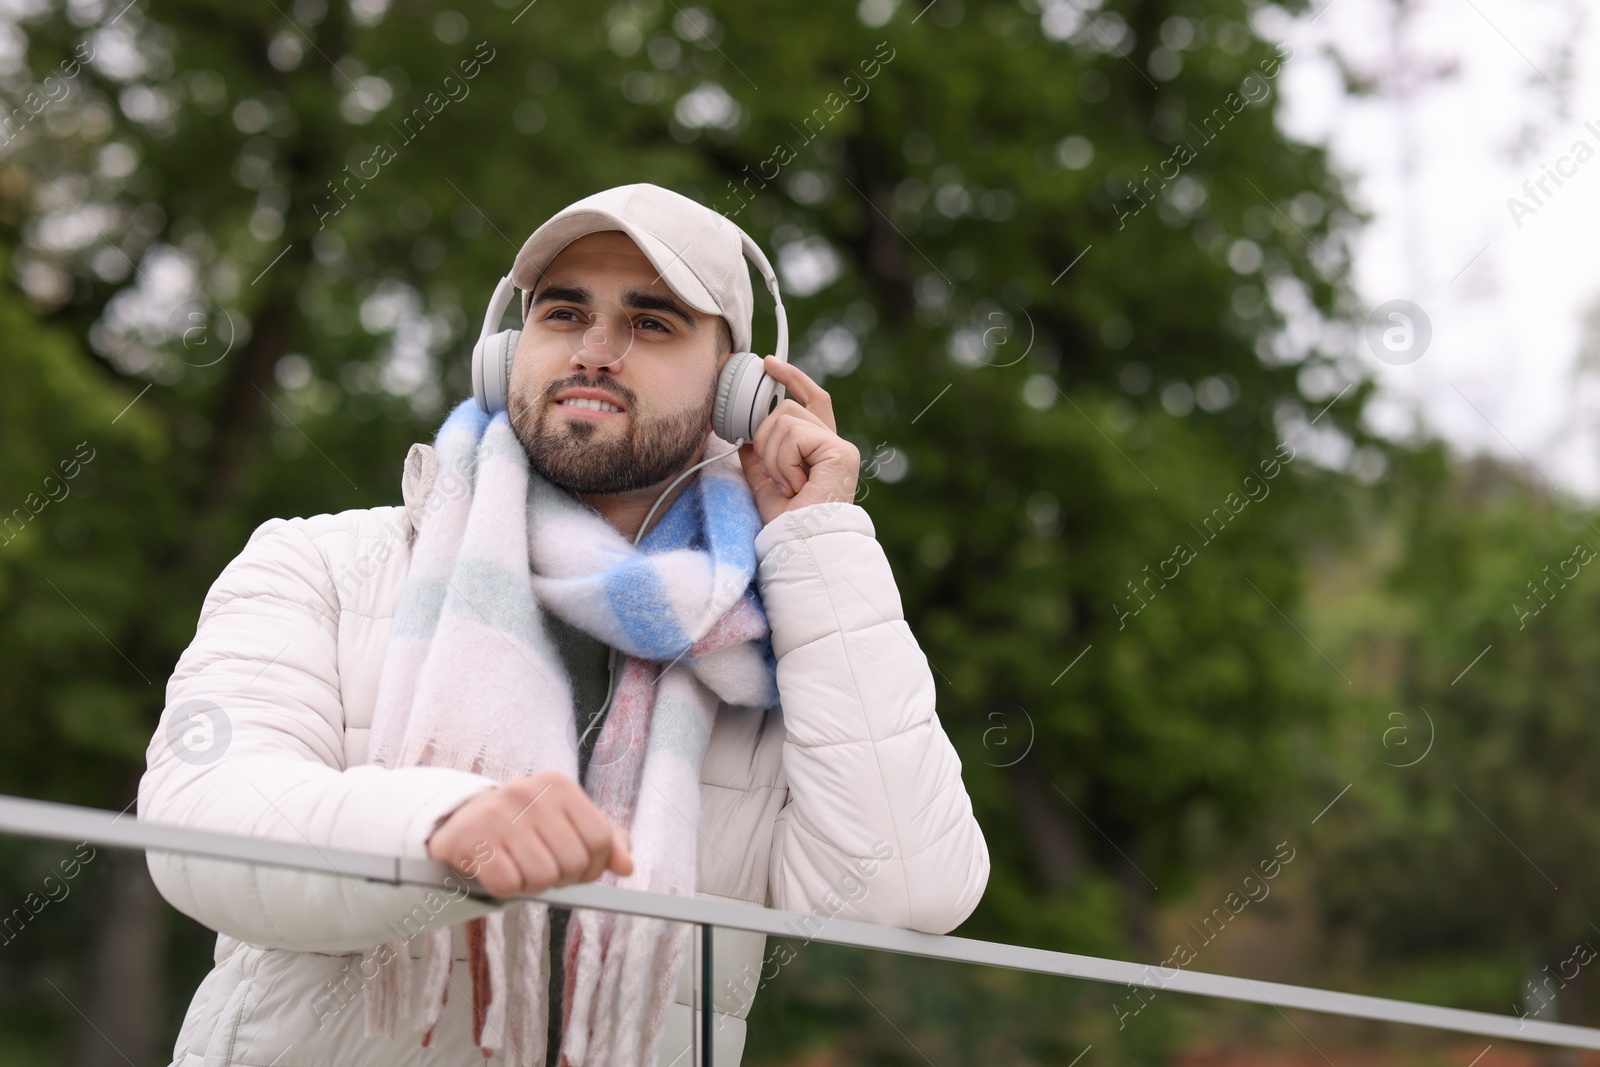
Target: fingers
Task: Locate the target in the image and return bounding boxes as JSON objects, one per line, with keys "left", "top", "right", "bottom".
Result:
{"left": 471, "top": 842, "right": 527, "bottom": 899}
{"left": 567, "top": 795, "right": 619, "bottom": 883}
{"left": 498, "top": 821, "right": 562, "bottom": 891}
{"left": 738, "top": 442, "right": 793, "bottom": 525}
{"left": 754, "top": 409, "right": 827, "bottom": 495}
{"left": 425, "top": 771, "right": 635, "bottom": 899}
{"left": 762, "top": 427, "right": 805, "bottom": 496}
{"left": 763, "top": 395, "right": 829, "bottom": 434}
{"left": 530, "top": 811, "right": 592, "bottom": 887}
{"left": 740, "top": 440, "right": 793, "bottom": 509}
{"left": 737, "top": 359, "right": 842, "bottom": 501}
{"left": 609, "top": 824, "right": 634, "bottom": 877}
{"left": 737, "top": 440, "right": 771, "bottom": 488}
{"left": 761, "top": 356, "right": 836, "bottom": 433}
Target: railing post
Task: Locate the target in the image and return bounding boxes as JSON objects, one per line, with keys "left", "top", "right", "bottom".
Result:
{"left": 700, "top": 921, "right": 713, "bottom": 1067}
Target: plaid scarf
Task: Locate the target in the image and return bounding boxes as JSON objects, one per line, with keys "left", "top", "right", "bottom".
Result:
{"left": 362, "top": 399, "right": 779, "bottom": 1065}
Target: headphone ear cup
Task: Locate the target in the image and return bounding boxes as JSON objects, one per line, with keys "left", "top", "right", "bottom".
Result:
{"left": 713, "top": 351, "right": 786, "bottom": 445}
{"left": 472, "top": 329, "right": 520, "bottom": 414}
{"left": 711, "top": 352, "right": 745, "bottom": 442}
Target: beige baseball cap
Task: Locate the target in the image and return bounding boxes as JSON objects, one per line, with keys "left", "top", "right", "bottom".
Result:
{"left": 510, "top": 182, "right": 756, "bottom": 356}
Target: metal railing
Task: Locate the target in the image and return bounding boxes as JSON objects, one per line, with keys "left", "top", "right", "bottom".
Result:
{"left": 1, "top": 792, "right": 1597, "bottom": 1063}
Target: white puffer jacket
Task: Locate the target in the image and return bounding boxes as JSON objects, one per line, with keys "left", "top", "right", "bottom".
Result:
{"left": 138, "top": 440, "right": 989, "bottom": 1067}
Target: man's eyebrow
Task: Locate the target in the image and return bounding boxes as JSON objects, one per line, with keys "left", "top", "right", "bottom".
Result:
{"left": 530, "top": 284, "right": 592, "bottom": 309}
{"left": 622, "top": 288, "right": 697, "bottom": 331}
{"left": 530, "top": 283, "right": 697, "bottom": 331}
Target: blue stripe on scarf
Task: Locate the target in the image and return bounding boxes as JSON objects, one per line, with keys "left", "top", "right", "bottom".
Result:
{"left": 699, "top": 467, "right": 764, "bottom": 565}
{"left": 438, "top": 396, "right": 491, "bottom": 451}
{"left": 427, "top": 400, "right": 778, "bottom": 694}
{"left": 612, "top": 449, "right": 771, "bottom": 661}
{"left": 636, "top": 477, "right": 702, "bottom": 553}
{"left": 603, "top": 559, "right": 690, "bottom": 658}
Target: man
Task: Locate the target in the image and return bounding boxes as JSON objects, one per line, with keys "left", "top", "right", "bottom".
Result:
{"left": 139, "top": 183, "right": 989, "bottom": 1067}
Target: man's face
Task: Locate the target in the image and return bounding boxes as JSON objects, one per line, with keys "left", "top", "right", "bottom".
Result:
{"left": 506, "top": 230, "right": 730, "bottom": 495}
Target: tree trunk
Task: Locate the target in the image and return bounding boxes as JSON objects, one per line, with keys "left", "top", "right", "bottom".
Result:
{"left": 1113, "top": 856, "right": 1156, "bottom": 959}
{"left": 71, "top": 848, "right": 166, "bottom": 1067}
{"left": 1012, "top": 757, "right": 1085, "bottom": 894}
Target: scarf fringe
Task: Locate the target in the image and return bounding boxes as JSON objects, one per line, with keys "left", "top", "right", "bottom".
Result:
{"left": 559, "top": 907, "right": 607, "bottom": 1066}
{"left": 362, "top": 940, "right": 402, "bottom": 1039}
{"left": 505, "top": 902, "right": 551, "bottom": 1067}
{"left": 416, "top": 926, "right": 452, "bottom": 1041}
{"left": 643, "top": 918, "right": 691, "bottom": 1059}
{"left": 609, "top": 914, "right": 661, "bottom": 1061}
{"left": 586, "top": 913, "right": 629, "bottom": 1065}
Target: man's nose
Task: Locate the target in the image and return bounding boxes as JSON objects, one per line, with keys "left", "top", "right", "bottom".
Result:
{"left": 572, "top": 310, "right": 632, "bottom": 368}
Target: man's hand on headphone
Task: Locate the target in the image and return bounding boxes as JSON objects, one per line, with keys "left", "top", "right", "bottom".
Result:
{"left": 738, "top": 355, "right": 861, "bottom": 526}
{"left": 427, "top": 770, "right": 633, "bottom": 899}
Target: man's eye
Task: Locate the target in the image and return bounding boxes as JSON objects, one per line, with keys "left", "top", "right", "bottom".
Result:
{"left": 546, "top": 308, "right": 582, "bottom": 323}
{"left": 638, "top": 317, "right": 669, "bottom": 333}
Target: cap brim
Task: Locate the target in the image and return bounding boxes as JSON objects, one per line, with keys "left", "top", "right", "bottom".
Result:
{"left": 511, "top": 210, "right": 722, "bottom": 317}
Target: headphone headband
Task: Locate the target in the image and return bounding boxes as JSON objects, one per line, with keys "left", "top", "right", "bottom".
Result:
{"left": 738, "top": 229, "right": 788, "bottom": 367}
{"left": 472, "top": 225, "right": 790, "bottom": 446}
{"left": 500, "top": 231, "right": 787, "bottom": 363}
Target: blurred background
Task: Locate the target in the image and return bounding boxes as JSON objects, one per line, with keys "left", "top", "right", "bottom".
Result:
{"left": 1, "top": 0, "right": 1598, "bottom": 1063}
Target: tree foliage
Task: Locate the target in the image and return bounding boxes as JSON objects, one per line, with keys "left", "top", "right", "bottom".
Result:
{"left": 0, "top": 0, "right": 1406, "bottom": 1059}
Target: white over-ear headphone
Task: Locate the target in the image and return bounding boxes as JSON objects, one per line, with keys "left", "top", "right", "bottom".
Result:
{"left": 471, "top": 231, "right": 790, "bottom": 448}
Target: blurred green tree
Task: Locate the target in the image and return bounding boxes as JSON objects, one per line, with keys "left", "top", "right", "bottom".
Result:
{"left": 0, "top": 0, "right": 1364, "bottom": 1059}
{"left": 1309, "top": 445, "right": 1600, "bottom": 1027}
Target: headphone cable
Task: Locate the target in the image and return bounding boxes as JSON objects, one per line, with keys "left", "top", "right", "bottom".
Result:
{"left": 584, "top": 438, "right": 746, "bottom": 744}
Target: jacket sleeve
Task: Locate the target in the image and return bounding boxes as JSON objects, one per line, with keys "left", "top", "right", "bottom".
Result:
{"left": 138, "top": 516, "right": 504, "bottom": 953}
{"left": 753, "top": 500, "right": 989, "bottom": 935}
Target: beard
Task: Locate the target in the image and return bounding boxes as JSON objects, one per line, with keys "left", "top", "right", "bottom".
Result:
{"left": 508, "top": 375, "right": 717, "bottom": 495}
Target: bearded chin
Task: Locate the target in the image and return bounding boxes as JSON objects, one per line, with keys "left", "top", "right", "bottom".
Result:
{"left": 510, "top": 389, "right": 716, "bottom": 496}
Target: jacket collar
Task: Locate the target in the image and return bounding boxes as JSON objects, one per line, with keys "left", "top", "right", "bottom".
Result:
{"left": 401, "top": 442, "right": 439, "bottom": 548}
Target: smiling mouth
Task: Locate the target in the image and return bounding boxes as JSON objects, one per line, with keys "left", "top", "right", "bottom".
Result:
{"left": 554, "top": 397, "right": 625, "bottom": 417}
